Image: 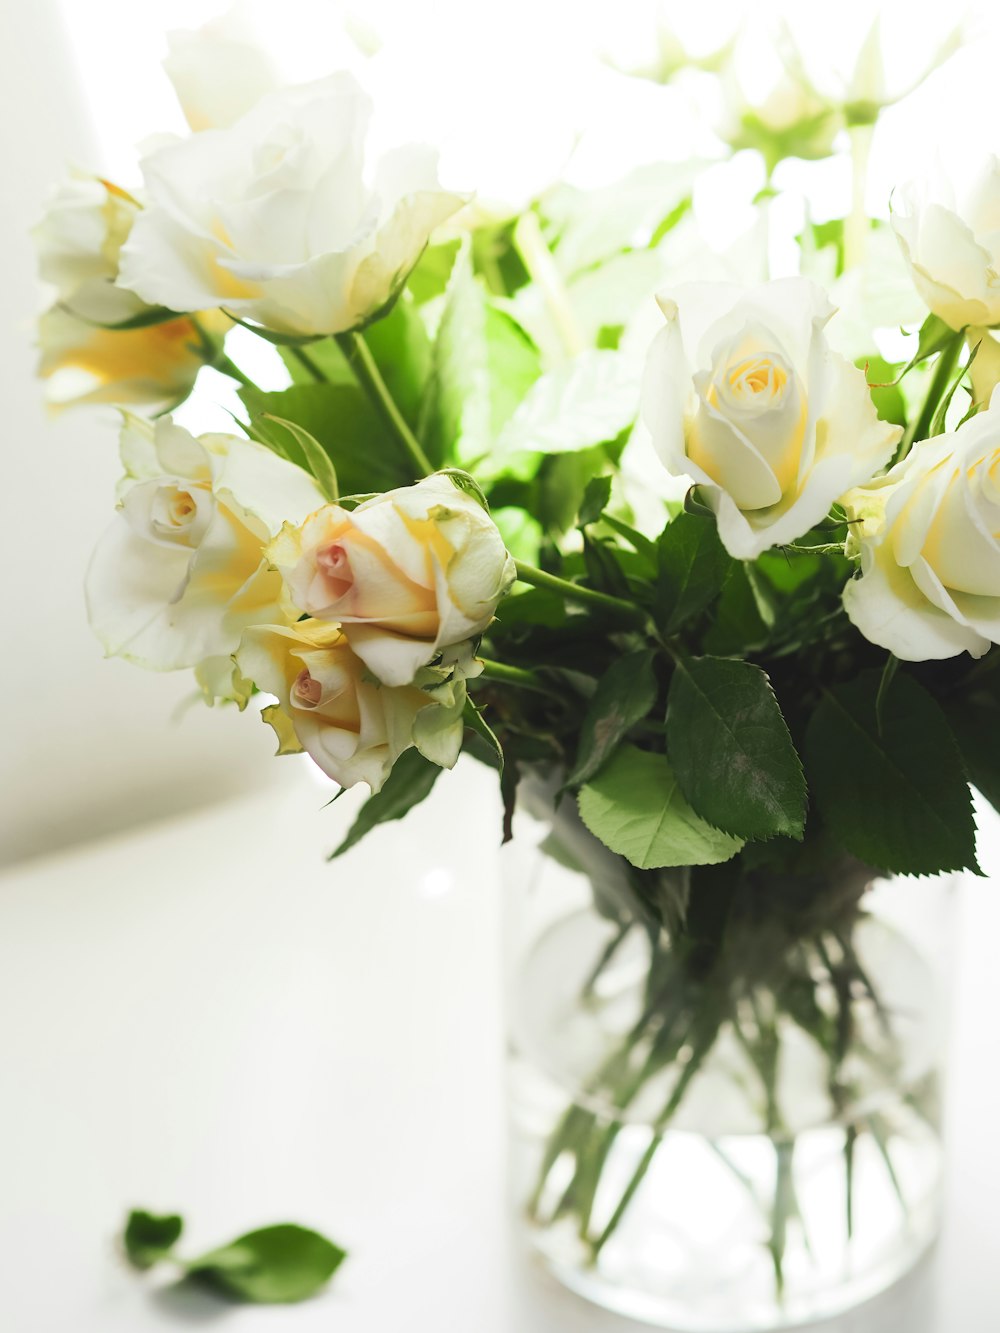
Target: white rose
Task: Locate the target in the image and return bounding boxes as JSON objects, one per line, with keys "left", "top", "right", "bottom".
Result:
{"left": 891, "top": 158, "right": 1000, "bottom": 331}
{"left": 117, "top": 73, "right": 466, "bottom": 338}
{"left": 641, "top": 278, "right": 901, "bottom": 560}
{"left": 86, "top": 416, "right": 325, "bottom": 696}
{"left": 268, "top": 474, "right": 515, "bottom": 687}
{"left": 34, "top": 174, "right": 148, "bottom": 324}
{"left": 843, "top": 387, "right": 1000, "bottom": 661}
{"left": 164, "top": 18, "right": 280, "bottom": 133}
{"left": 33, "top": 173, "right": 214, "bottom": 411}
{"left": 235, "top": 619, "right": 466, "bottom": 791}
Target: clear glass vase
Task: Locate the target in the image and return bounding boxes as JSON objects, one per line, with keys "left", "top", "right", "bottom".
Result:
{"left": 503, "top": 795, "right": 955, "bottom": 1331}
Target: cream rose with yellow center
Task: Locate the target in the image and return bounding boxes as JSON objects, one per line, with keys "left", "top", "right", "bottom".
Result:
{"left": 641, "top": 278, "right": 901, "bottom": 560}
{"left": 843, "top": 386, "right": 1000, "bottom": 660}
{"left": 86, "top": 416, "right": 324, "bottom": 698}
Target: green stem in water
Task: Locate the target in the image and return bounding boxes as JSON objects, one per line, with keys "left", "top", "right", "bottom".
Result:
{"left": 513, "top": 561, "right": 649, "bottom": 628}
{"left": 334, "top": 330, "right": 434, "bottom": 478}
{"left": 589, "top": 1018, "right": 719, "bottom": 1260}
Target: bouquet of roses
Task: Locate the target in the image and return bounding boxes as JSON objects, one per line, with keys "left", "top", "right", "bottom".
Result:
{"left": 34, "top": 14, "right": 999, "bottom": 1321}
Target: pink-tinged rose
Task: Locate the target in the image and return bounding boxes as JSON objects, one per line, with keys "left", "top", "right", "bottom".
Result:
{"left": 268, "top": 473, "right": 515, "bottom": 686}
{"left": 235, "top": 619, "right": 466, "bottom": 791}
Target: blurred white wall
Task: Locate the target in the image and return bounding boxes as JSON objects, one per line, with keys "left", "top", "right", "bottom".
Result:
{"left": 0, "top": 0, "right": 287, "bottom": 868}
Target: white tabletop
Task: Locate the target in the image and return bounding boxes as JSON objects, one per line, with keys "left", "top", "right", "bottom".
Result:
{"left": 2, "top": 756, "right": 999, "bottom": 1333}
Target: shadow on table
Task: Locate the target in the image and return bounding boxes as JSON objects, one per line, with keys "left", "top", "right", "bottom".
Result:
{"left": 148, "top": 1279, "right": 234, "bottom": 1324}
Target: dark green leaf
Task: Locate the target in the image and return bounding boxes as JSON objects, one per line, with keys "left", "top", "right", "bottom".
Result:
{"left": 703, "top": 565, "right": 771, "bottom": 655}
{"left": 239, "top": 383, "right": 409, "bottom": 496}
{"left": 946, "top": 689, "right": 1000, "bottom": 812}
{"left": 492, "top": 587, "right": 567, "bottom": 628}
{"left": 577, "top": 475, "right": 613, "bottom": 528}
{"left": 578, "top": 744, "right": 743, "bottom": 870}
{"left": 582, "top": 533, "right": 630, "bottom": 598}
{"left": 188, "top": 1225, "right": 346, "bottom": 1304}
{"left": 123, "top": 1210, "right": 183, "bottom": 1271}
{"left": 329, "top": 749, "right": 441, "bottom": 859}
{"left": 568, "top": 650, "right": 658, "bottom": 787}
{"left": 656, "top": 513, "right": 733, "bottom": 633}
{"left": 803, "top": 670, "right": 978, "bottom": 876}
{"left": 666, "top": 655, "right": 807, "bottom": 840}
{"left": 598, "top": 513, "right": 657, "bottom": 566}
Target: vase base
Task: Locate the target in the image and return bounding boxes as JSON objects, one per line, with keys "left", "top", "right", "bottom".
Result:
{"left": 533, "top": 1215, "right": 938, "bottom": 1327}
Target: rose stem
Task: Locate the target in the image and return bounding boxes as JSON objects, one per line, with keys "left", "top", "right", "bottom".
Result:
{"left": 901, "top": 333, "right": 965, "bottom": 455}
{"left": 334, "top": 330, "right": 434, "bottom": 478}
{"left": 188, "top": 314, "right": 260, "bottom": 391}
{"left": 477, "top": 658, "right": 552, "bottom": 693}
{"left": 512, "top": 561, "right": 650, "bottom": 628}
{"left": 288, "top": 345, "right": 328, "bottom": 383}
{"left": 512, "top": 212, "right": 584, "bottom": 358}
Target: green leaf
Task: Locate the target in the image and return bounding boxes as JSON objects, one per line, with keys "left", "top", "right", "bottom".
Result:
{"left": 123, "top": 1210, "right": 183, "bottom": 1271}
{"left": 239, "top": 382, "right": 409, "bottom": 496}
{"left": 420, "top": 244, "right": 540, "bottom": 471}
{"left": 577, "top": 475, "right": 613, "bottom": 528}
{"left": 188, "top": 1225, "right": 346, "bottom": 1304}
{"left": 492, "top": 587, "right": 566, "bottom": 628}
{"left": 493, "top": 350, "right": 640, "bottom": 457}
{"left": 861, "top": 356, "right": 907, "bottom": 427}
{"left": 362, "top": 299, "right": 432, "bottom": 430}
{"left": 543, "top": 161, "right": 700, "bottom": 276}
{"left": 568, "top": 651, "right": 658, "bottom": 787}
{"left": 666, "top": 656, "right": 807, "bottom": 841}
{"left": 703, "top": 565, "right": 771, "bottom": 656}
{"left": 406, "top": 238, "right": 461, "bottom": 304}
{"left": 929, "top": 340, "right": 978, "bottom": 437}
{"left": 437, "top": 467, "right": 489, "bottom": 511}
{"left": 892, "top": 313, "right": 961, "bottom": 383}
{"left": 578, "top": 744, "right": 744, "bottom": 870}
{"left": 262, "top": 415, "right": 338, "bottom": 501}
{"left": 939, "top": 689, "right": 1000, "bottom": 813}
{"left": 656, "top": 513, "right": 733, "bottom": 633}
{"left": 278, "top": 340, "right": 355, "bottom": 386}
{"left": 329, "top": 749, "right": 441, "bottom": 859}
{"left": 803, "top": 670, "right": 978, "bottom": 876}
{"left": 463, "top": 698, "right": 503, "bottom": 777}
